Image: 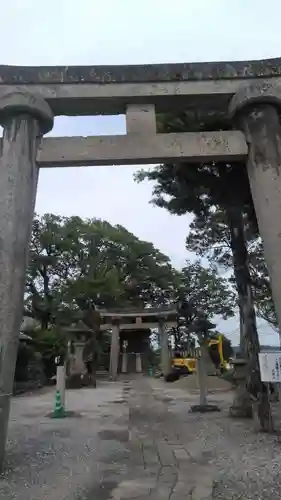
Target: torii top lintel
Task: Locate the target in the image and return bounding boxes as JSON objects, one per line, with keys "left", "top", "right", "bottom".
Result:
{"left": 0, "top": 56, "right": 280, "bottom": 85}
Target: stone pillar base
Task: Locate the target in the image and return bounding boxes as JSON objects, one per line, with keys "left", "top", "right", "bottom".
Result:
{"left": 229, "top": 399, "right": 253, "bottom": 418}
{"left": 121, "top": 352, "right": 128, "bottom": 373}
{"left": 136, "top": 353, "right": 142, "bottom": 373}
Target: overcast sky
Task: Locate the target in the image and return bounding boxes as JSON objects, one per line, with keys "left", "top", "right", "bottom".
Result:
{"left": 1, "top": 0, "right": 280, "bottom": 345}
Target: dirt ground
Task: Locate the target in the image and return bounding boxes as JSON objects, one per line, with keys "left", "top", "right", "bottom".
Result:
{"left": 172, "top": 373, "right": 233, "bottom": 392}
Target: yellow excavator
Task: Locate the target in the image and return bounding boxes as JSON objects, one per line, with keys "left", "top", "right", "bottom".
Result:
{"left": 171, "top": 335, "right": 226, "bottom": 375}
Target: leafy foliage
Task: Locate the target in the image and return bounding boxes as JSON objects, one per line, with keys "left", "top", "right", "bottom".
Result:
{"left": 173, "top": 260, "right": 235, "bottom": 350}
{"left": 179, "top": 260, "right": 235, "bottom": 320}
{"left": 24, "top": 214, "right": 236, "bottom": 378}
{"left": 24, "top": 214, "right": 185, "bottom": 379}
{"left": 186, "top": 209, "right": 277, "bottom": 329}
{"left": 25, "top": 214, "right": 180, "bottom": 329}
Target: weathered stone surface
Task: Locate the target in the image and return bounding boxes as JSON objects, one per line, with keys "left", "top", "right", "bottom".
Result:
{"left": 192, "top": 483, "right": 213, "bottom": 500}
{"left": 157, "top": 441, "right": 177, "bottom": 467}
{"left": 0, "top": 90, "right": 53, "bottom": 133}
{"left": 171, "top": 480, "right": 192, "bottom": 498}
{"left": 159, "top": 319, "right": 171, "bottom": 378}
{"left": 173, "top": 446, "right": 189, "bottom": 462}
{"left": 109, "top": 323, "right": 120, "bottom": 381}
{"left": 1, "top": 57, "right": 281, "bottom": 84}
{"left": 0, "top": 57, "right": 278, "bottom": 129}
{"left": 230, "top": 89, "right": 281, "bottom": 346}
{"left": 229, "top": 358, "right": 253, "bottom": 418}
{"left": 110, "top": 478, "right": 155, "bottom": 499}
{"left": 0, "top": 77, "right": 278, "bottom": 120}
{"left": 126, "top": 104, "right": 156, "bottom": 134}
{"left": 0, "top": 105, "right": 53, "bottom": 469}
{"left": 229, "top": 81, "right": 281, "bottom": 118}
{"left": 33, "top": 130, "right": 248, "bottom": 168}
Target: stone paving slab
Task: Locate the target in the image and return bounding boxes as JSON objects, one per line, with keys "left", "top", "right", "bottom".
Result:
{"left": 116, "top": 377, "right": 214, "bottom": 500}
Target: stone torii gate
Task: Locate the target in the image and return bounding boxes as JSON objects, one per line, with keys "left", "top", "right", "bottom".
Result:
{"left": 1, "top": 57, "right": 281, "bottom": 466}
{"left": 99, "top": 307, "right": 178, "bottom": 380}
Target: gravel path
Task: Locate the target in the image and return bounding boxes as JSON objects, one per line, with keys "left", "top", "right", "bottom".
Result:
{"left": 0, "top": 382, "right": 131, "bottom": 500}
{"left": 146, "top": 378, "right": 281, "bottom": 499}
{"left": 1, "top": 377, "right": 281, "bottom": 499}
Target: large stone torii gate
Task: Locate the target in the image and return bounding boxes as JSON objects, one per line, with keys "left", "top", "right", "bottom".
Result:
{"left": 0, "top": 56, "right": 281, "bottom": 466}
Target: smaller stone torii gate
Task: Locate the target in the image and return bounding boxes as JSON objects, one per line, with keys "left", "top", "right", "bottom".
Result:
{"left": 99, "top": 307, "right": 178, "bottom": 381}
{"left": 2, "top": 56, "right": 281, "bottom": 467}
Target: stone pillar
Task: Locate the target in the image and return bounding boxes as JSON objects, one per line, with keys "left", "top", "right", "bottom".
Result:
{"left": 135, "top": 353, "right": 142, "bottom": 373}
{"left": 229, "top": 83, "right": 281, "bottom": 333}
{"left": 71, "top": 342, "right": 85, "bottom": 375}
{"left": 121, "top": 352, "right": 128, "bottom": 373}
{"left": 126, "top": 104, "right": 156, "bottom": 135}
{"left": 109, "top": 320, "right": 120, "bottom": 381}
{"left": 159, "top": 319, "right": 171, "bottom": 378}
{"left": 0, "top": 91, "right": 53, "bottom": 469}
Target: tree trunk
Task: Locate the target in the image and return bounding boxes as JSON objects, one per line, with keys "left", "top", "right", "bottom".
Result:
{"left": 227, "top": 205, "right": 272, "bottom": 430}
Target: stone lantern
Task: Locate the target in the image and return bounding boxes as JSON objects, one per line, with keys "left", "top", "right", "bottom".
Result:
{"left": 229, "top": 357, "right": 252, "bottom": 418}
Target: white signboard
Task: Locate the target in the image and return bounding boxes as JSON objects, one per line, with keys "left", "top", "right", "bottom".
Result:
{"left": 259, "top": 352, "right": 281, "bottom": 382}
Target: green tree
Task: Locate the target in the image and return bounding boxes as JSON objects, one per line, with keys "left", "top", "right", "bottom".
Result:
{"left": 136, "top": 157, "right": 257, "bottom": 355}
{"left": 25, "top": 214, "right": 181, "bottom": 380}
{"left": 25, "top": 214, "right": 180, "bottom": 327}
{"left": 186, "top": 209, "right": 277, "bottom": 330}
{"left": 136, "top": 112, "right": 272, "bottom": 429}
{"left": 179, "top": 260, "right": 234, "bottom": 320}
{"left": 247, "top": 239, "right": 277, "bottom": 330}
{"left": 30, "top": 326, "right": 67, "bottom": 379}
{"left": 174, "top": 260, "right": 235, "bottom": 374}
{"left": 24, "top": 214, "right": 93, "bottom": 328}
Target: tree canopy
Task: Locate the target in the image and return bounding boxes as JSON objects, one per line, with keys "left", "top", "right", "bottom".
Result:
{"left": 25, "top": 213, "right": 235, "bottom": 336}
{"left": 186, "top": 209, "right": 277, "bottom": 329}
{"left": 22, "top": 212, "right": 236, "bottom": 385}
{"left": 25, "top": 213, "right": 180, "bottom": 329}
{"left": 173, "top": 259, "right": 235, "bottom": 351}
{"left": 180, "top": 260, "right": 234, "bottom": 320}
